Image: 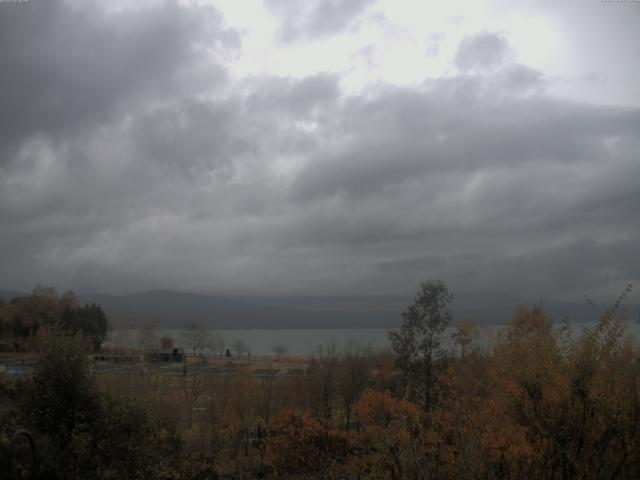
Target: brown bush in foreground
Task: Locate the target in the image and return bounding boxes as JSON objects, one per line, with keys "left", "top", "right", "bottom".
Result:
{"left": 263, "top": 409, "right": 350, "bottom": 478}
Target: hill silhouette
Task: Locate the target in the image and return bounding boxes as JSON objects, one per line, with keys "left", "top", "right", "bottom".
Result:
{"left": 3, "top": 289, "right": 635, "bottom": 329}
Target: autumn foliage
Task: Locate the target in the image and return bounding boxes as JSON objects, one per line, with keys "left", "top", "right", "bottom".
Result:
{"left": 259, "top": 301, "right": 640, "bottom": 479}
{"left": 1, "top": 285, "right": 639, "bottom": 479}
{"left": 263, "top": 410, "right": 350, "bottom": 477}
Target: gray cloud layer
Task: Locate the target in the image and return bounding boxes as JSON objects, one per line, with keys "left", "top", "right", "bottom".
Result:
{"left": 1, "top": 1, "right": 638, "bottom": 303}
{"left": 455, "top": 32, "right": 511, "bottom": 71}
{"left": 265, "top": 0, "right": 375, "bottom": 42}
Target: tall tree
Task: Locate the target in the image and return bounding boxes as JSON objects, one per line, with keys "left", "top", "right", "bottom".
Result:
{"left": 10, "top": 287, "right": 61, "bottom": 337}
{"left": 388, "top": 279, "right": 452, "bottom": 413}
{"left": 6, "top": 287, "right": 108, "bottom": 350}
{"left": 60, "top": 302, "right": 109, "bottom": 350}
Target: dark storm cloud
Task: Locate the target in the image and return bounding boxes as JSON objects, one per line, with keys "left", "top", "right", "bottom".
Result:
{"left": 484, "top": 236, "right": 640, "bottom": 297}
{"left": 277, "top": 60, "right": 640, "bottom": 298}
{"left": 265, "top": 0, "right": 375, "bottom": 42}
{"left": 291, "top": 82, "right": 640, "bottom": 206}
{"left": 0, "top": 0, "right": 238, "bottom": 165}
{"left": 130, "top": 99, "right": 244, "bottom": 179}
{"left": 0, "top": 6, "right": 638, "bottom": 303}
{"left": 0, "top": 0, "right": 242, "bottom": 291}
{"left": 0, "top": 0, "right": 241, "bottom": 232}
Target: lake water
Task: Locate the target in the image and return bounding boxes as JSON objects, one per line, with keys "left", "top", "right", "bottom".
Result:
{"left": 106, "top": 321, "right": 640, "bottom": 357}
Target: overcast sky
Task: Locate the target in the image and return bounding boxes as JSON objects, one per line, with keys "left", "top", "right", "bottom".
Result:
{"left": 1, "top": 0, "right": 639, "bottom": 302}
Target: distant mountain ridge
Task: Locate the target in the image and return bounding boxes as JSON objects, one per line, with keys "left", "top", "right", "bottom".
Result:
{"left": 2, "top": 288, "right": 637, "bottom": 329}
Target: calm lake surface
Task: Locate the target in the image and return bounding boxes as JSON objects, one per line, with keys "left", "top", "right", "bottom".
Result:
{"left": 106, "top": 322, "right": 640, "bottom": 357}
